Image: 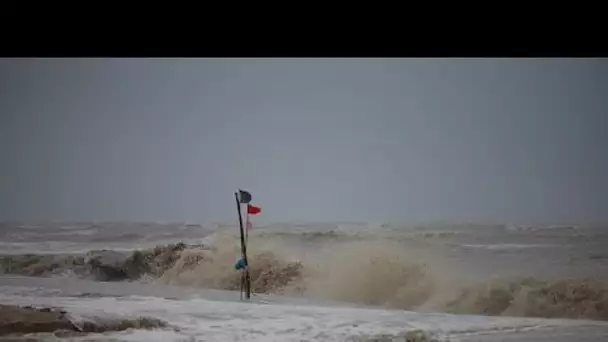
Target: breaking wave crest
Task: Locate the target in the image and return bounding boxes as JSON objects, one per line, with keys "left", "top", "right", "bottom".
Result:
{"left": 2, "top": 228, "right": 608, "bottom": 322}
{"left": 156, "top": 231, "right": 608, "bottom": 322}
{"left": 159, "top": 233, "right": 305, "bottom": 293}
{"left": 444, "top": 277, "right": 608, "bottom": 321}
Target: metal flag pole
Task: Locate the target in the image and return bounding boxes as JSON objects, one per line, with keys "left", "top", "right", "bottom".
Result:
{"left": 235, "top": 191, "right": 251, "bottom": 300}
{"left": 240, "top": 268, "right": 244, "bottom": 300}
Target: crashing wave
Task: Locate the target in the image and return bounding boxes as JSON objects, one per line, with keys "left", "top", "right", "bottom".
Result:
{"left": 2, "top": 229, "right": 608, "bottom": 322}
{"left": 0, "top": 243, "right": 198, "bottom": 281}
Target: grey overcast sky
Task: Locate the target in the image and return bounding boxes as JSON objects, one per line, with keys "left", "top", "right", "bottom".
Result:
{"left": 0, "top": 58, "right": 607, "bottom": 224}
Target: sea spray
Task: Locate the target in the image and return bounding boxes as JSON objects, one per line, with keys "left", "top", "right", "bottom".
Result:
{"left": 155, "top": 230, "right": 608, "bottom": 321}
{"left": 3, "top": 227, "right": 608, "bottom": 322}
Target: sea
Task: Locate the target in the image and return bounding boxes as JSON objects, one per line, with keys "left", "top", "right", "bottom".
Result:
{"left": 1, "top": 221, "right": 608, "bottom": 341}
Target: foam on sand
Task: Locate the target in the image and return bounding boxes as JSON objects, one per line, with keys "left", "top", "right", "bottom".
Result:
{"left": 1, "top": 288, "right": 607, "bottom": 342}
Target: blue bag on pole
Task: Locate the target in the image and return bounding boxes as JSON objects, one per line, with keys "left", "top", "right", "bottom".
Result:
{"left": 234, "top": 258, "right": 246, "bottom": 270}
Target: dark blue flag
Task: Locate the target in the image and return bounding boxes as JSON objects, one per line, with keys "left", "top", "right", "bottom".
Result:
{"left": 238, "top": 189, "right": 252, "bottom": 204}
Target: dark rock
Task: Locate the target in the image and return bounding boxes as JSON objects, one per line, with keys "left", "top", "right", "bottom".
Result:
{"left": 0, "top": 305, "right": 74, "bottom": 335}
{"left": 0, "top": 304, "right": 171, "bottom": 336}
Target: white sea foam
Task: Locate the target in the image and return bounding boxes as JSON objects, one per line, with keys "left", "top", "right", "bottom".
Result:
{"left": 457, "top": 243, "right": 559, "bottom": 250}
{"left": 1, "top": 282, "right": 607, "bottom": 342}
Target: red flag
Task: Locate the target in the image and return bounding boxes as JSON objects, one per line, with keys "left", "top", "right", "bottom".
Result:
{"left": 247, "top": 204, "right": 261, "bottom": 215}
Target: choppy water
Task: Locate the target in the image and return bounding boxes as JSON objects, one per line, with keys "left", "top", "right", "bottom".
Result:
{"left": 1, "top": 221, "right": 608, "bottom": 341}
